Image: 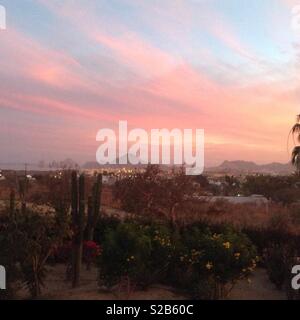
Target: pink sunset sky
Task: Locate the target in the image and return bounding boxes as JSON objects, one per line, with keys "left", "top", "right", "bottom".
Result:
{"left": 0, "top": 0, "right": 300, "bottom": 166}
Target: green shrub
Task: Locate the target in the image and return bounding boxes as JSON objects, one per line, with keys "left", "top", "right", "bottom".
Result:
{"left": 0, "top": 215, "right": 21, "bottom": 300}
{"left": 264, "top": 245, "right": 286, "bottom": 289}
{"left": 98, "top": 220, "right": 258, "bottom": 299}
{"left": 17, "top": 210, "right": 71, "bottom": 298}
{"left": 170, "top": 225, "right": 258, "bottom": 299}
{"left": 242, "top": 227, "right": 300, "bottom": 255}
{"left": 98, "top": 222, "right": 151, "bottom": 289}
{"left": 242, "top": 226, "right": 300, "bottom": 299}
{"left": 92, "top": 214, "right": 120, "bottom": 244}
{"left": 264, "top": 243, "right": 297, "bottom": 291}
{"left": 141, "top": 223, "right": 174, "bottom": 285}
{"left": 0, "top": 209, "right": 71, "bottom": 299}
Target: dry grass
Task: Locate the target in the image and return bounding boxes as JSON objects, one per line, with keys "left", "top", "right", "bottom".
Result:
{"left": 175, "top": 200, "right": 300, "bottom": 235}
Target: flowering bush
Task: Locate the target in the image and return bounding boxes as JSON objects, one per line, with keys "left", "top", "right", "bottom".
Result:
{"left": 97, "top": 221, "right": 257, "bottom": 299}
{"left": 54, "top": 241, "right": 101, "bottom": 265}
{"left": 141, "top": 224, "right": 174, "bottom": 285}
{"left": 83, "top": 241, "right": 102, "bottom": 265}
{"left": 98, "top": 221, "right": 180, "bottom": 291}
{"left": 171, "top": 225, "right": 258, "bottom": 299}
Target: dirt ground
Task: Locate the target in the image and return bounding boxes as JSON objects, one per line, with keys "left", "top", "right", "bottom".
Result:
{"left": 228, "top": 268, "right": 286, "bottom": 300}
{"left": 15, "top": 265, "right": 286, "bottom": 300}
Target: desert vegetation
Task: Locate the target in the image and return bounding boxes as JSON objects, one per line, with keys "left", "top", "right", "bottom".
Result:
{"left": 0, "top": 163, "right": 300, "bottom": 300}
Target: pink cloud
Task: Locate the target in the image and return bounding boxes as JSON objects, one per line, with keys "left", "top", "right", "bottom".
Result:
{"left": 0, "top": 1, "right": 297, "bottom": 165}
{"left": 94, "top": 32, "right": 179, "bottom": 78}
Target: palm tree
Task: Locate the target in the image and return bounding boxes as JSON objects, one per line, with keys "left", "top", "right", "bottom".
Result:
{"left": 290, "top": 114, "right": 300, "bottom": 174}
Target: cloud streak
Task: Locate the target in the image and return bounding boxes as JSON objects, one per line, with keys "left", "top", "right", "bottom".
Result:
{"left": 0, "top": 0, "right": 298, "bottom": 165}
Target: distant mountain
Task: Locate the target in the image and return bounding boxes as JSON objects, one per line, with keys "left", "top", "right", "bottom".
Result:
{"left": 206, "top": 160, "right": 294, "bottom": 175}
{"left": 82, "top": 161, "right": 101, "bottom": 169}
{"left": 48, "top": 158, "right": 79, "bottom": 169}
{"left": 82, "top": 159, "right": 295, "bottom": 175}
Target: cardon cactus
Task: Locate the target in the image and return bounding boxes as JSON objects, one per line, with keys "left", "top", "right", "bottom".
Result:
{"left": 18, "top": 178, "right": 27, "bottom": 214}
{"left": 87, "top": 174, "right": 103, "bottom": 241}
{"left": 71, "top": 171, "right": 85, "bottom": 288}
{"left": 9, "top": 189, "right": 15, "bottom": 219}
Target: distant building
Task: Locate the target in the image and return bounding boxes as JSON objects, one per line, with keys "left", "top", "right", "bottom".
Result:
{"left": 26, "top": 174, "right": 36, "bottom": 181}
{"left": 193, "top": 194, "right": 269, "bottom": 212}
{"left": 0, "top": 171, "right": 5, "bottom": 181}
{"left": 102, "top": 175, "right": 117, "bottom": 186}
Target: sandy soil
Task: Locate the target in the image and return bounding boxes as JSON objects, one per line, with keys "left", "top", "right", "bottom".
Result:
{"left": 15, "top": 265, "right": 286, "bottom": 300}
{"left": 16, "top": 264, "right": 185, "bottom": 300}
{"left": 228, "top": 268, "right": 286, "bottom": 300}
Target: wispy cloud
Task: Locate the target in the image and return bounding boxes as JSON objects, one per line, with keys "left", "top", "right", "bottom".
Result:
{"left": 0, "top": 0, "right": 297, "bottom": 164}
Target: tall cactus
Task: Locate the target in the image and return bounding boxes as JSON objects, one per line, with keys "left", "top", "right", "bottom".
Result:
{"left": 18, "top": 178, "right": 27, "bottom": 214}
{"left": 87, "top": 174, "right": 103, "bottom": 241}
{"left": 9, "top": 189, "right": 15, "bottom": 220}
{"left": 71, "top": 171, "right": 85, "bottom": 288}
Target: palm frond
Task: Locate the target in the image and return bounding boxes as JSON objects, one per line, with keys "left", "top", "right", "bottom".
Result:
{"left": 291, "top": 146, "right": 300, "bottom": 166}
{"left": 292, "top": 123, "right": 300, "bottom": 143}
{"left": 287, "top": 128, "right": 293, "bottom": 155}
{"left": 292, "top": 123, "right": 300, "bottom": 134}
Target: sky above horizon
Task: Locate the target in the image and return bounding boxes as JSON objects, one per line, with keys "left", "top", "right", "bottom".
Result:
{"left": 0, "top": 0, "right": 300, "bottom": 166}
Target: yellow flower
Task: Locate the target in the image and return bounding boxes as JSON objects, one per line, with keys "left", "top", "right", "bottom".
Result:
{"left": 206, "top": 262, "right": 213, "bottom": 270}
{"left": 223, "top": 242, "right": 231, "bottom": 249}
{"left": 234, "top": 252, "right": 241, "bottom": 259}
